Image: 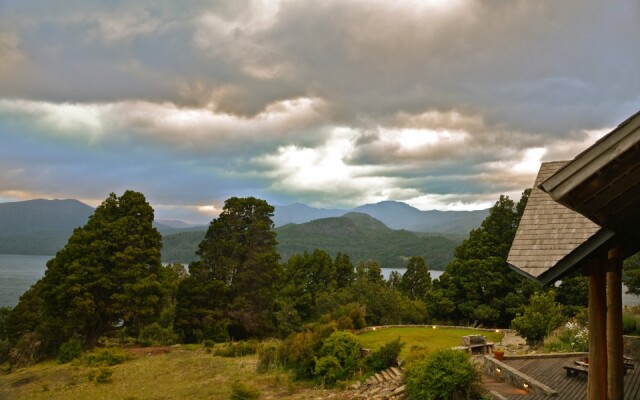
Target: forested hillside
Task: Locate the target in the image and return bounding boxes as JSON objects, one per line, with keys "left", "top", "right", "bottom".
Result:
{"left": 275, "top": 212, "right": 459, "bottom": 270}
{"left": 0, "top": 199, "right": 471, "bottom": 260}
{"left": 0, "top": 199, "right": 94, "bottom": 254}
{"left": 161, "top": 213, "right": 459, "bottom": 269}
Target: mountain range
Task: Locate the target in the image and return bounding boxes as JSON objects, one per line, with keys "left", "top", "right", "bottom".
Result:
{"left": 0, "top": 198, "right": 485, "bottom": 267}
{"left": 161, "top": 212, "right": 460, "bottom": 269}
{"left": 274, "top": 200, "right": 488, "bottom": 234}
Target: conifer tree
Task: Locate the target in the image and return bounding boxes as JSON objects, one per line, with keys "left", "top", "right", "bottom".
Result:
{"left": 16, "top": 191, "right": 164, "bottom": 349}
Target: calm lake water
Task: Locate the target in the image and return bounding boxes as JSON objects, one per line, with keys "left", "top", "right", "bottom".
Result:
{"left": 0, "top": 254, "right": 51, "bottom": 307}
{"left": 0, "top": 255, "right": 637, "bottom": 308}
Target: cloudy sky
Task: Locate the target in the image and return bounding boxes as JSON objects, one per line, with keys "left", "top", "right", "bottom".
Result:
{"left": 0, "top": 0, "right": 638, "bottom": 223}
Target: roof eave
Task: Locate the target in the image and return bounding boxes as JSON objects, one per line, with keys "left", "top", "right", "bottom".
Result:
{"left": 540, "top": 111, "right": 640, "bottom": 202}
{"left": 508, "top": 228, "right": 615, "bottom": 286}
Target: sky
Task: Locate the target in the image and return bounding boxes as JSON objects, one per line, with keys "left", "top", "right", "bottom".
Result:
{"left": 0, "top": 0, "right": 639, "bottom": 224}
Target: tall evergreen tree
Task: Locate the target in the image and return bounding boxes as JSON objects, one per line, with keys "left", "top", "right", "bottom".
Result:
{"left": 400, "top": 256, "right": 432, "bottom": 300}
{"left": 177, "top": 197, "right": 279, "bottom": 340}
{"left": 432, "top": 190, "right": 537, "bottom": 327}
{"left": 14, "top": 191, "right": 164, "bottom": 349}
{"left": 334, "top": 252, "right": 355, "bottom": 289}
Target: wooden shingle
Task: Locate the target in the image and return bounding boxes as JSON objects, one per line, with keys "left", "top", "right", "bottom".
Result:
{"left": 507, "top": 161, "right": 602, "bottom": 283}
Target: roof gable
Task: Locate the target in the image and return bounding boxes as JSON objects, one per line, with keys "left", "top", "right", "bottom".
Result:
{"left": 507, "top": 161, "right": 607, "bottom": 285}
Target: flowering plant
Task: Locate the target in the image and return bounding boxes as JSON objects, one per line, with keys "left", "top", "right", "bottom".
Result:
{"left": 543, "top": 319, "right": 588, "bottom": 353}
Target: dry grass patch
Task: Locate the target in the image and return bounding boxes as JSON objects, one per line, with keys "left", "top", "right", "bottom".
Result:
{"left": 0, "top": 346, "right": 346, "bottom": 400}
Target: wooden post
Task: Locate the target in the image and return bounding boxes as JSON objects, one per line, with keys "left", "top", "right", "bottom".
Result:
{"left": 607, "top": 246, "right": 624, "bottom": 400}
{"left": 587, "top": 258, "right": 608, "bottom": 400}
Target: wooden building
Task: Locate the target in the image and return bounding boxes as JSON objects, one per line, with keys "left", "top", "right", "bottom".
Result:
{"left": 508, "top": 110, "right": 640, "bottom": 400}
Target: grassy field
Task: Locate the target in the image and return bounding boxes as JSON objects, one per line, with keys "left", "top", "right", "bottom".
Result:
{"left": 0, "top": 327, "right": 504, "bottom": 399}
{"left": 0, "top": 346, "right": 346, "bottom": 400}
{"left": 357, "top": 327, "right": 504, "bottom": 358}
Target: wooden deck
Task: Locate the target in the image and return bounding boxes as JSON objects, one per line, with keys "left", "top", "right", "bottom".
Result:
{"left": 500, "top": 356, "right": 640, "bottom": 399}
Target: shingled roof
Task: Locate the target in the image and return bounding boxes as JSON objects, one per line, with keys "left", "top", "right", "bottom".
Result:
{"left": 507, "top": 161, "right": 613, "bottom": 285}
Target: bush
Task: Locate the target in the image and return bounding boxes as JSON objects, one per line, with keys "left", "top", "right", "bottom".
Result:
{"left": 405, "top": 349, "right": 483, "bottom": 400}
{"left": 279, "top": 331, "right": 323, "bottom": 380}
{"left": 316, "top": 331, "right": 362, "bottom": 386}
{"left": 511, "top": 291, "right": 564, "bottom": 345}
{"left": 315, "top": 355, "right": 344, "bottom": 387}
{"left": 623, "top": 314, "right": 638, "bottom": 334}
{"left": 58, "top": 339, "right": 83, "bottom": 364}
{"left": 543, "top": 320, "right": 588, "bottom": 352}
{"left": 95, "top": 367, "right": 113, "bottom": 384}
{"left": 9, "top": 331, "right": 42, "bottom": 367}
{"left": 80, "top": 348, "right": 131, "bottom": 366}
{"left": 0, "top": 339, "right": 10, "bottom": 364}
{"left": 138, "top": 323, "right": 177, "bottom": 346}
{"left": 213, "top": 340, "right": 258, "bottom": 357}
{"left": 366, "top": 338, "right": 404, "bottom": 372}
{"left": 229, "top": 381, "right": 260, "bottom": 400}
{"left": 256, "top": 340, "right": 281, "bottom": 373}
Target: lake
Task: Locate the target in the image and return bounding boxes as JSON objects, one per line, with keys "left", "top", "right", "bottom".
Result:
{"left": 0, "top": 254, "right": 51, "bottom": 307}
{"left": 0, "top": 254, "right": 637, "bottom": 308}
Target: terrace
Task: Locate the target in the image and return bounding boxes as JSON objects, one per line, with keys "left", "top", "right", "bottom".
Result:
{"left": 484, "top": 354, "right": 640, "bottom": 399}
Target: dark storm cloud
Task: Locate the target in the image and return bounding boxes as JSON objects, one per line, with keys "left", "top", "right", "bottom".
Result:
{"left": 0, "top": 0, "right": 638, "bottom": 219}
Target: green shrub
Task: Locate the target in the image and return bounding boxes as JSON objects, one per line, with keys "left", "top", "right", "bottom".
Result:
{"left": 366, "top": 338, "right": 404, "bottom": 372}
{"left": 623, "top": 314, "right": 637, "bottom": 334}
{"left": 544, "top": 320, "right": 588, "bottom": 352}
{"left": 80, "top": 348, "right": 131, "bottom": 366}
{"left": 256, "top": 340, "right": 281, "bottom": 373}
{"left": 229, "top": 381, "right": 260, "bottom": 400}
{"left": 213, "top": 340, "right": 258, "bottom": 357}
{"left": 316, "top": 331, "right": 361, "bottom": 386}
{"left": 138, "top": 323, "right": 177, "bottom": 346}
{"left": 279, "top": 331, "right": 323, "bottom": 380}
{"left": 0, "top": 339, "right": 10, "bottom": 364}
{"left": 511, "top": 291, "right": 564, "bottom": 345}
{"left": 405, "top": 349, "right": 483, "bottom": 400}
{"left": 202, "top": 340, "right": 215, "bottom": 349}
{"left": 315, "top": 355, "right": 344, "bottom": 387}
{"left": 203, "top": 321, "right": 230, "bottom": 343}
{"left": 9, "top": 331, "right": 42, "bottom": 367}
{"left": 95, "top": 367, "right": 113, "bottom": 383}
{"left": 58, "top": 339, "right": 83, "bottom": 364}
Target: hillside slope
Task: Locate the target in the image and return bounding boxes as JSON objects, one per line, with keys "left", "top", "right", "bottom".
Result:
{"left": 352, "top": 201, "right": 488, "bottom": 234}
{"left": 275, "top": 212, "right": 458, "bottom": 270}
{"left": 162, "top": 213, "right": 459, "bottom": 269}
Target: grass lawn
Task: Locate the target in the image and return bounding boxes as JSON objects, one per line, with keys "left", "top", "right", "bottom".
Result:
{"left": 1, "top": 328, "right": 505, "bottom": 399}
{"left": 0, "top": 346, "right": 348, "bottom": 400}
{"left": 357, "top": 327, "right": 504, "bottom": 358}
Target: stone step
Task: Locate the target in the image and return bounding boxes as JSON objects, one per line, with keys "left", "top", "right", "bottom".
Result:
{"left": 392, "top": 384, "right": 406, "bottom": 395}
{"left": 375, "top": 373, "right": 384, "bottom": 382}
{"left": 381, "top": 369, "right": 392, "bottom": 380}
{"left": 390, "top": 367, "right": 403, "bottom": 376}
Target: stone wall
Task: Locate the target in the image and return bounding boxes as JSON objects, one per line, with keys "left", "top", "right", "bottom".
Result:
{"left": 624, "top": 335, "right": 640, "bottom": 359}
{"left": 482, "top": 355, "right": 558, "bottom": 397}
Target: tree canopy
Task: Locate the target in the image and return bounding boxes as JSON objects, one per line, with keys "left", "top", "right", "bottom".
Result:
{"left": 9, "top": 191, "right": 164, "bottom": 350}
{"left": 623, "top": 253, "right": 640, "bottom": 297}
{"left": 430, "top": 190, "right": 538, "bottom": 327}
{"left": 176, "top": 197, "right": 280, "bottom": 341}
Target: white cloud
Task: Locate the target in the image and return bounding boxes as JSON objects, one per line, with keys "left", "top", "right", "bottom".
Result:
{"left": 0, "top": 99, "right": 105, "bottom": 141}
{"left": 0, "top": 97, "right": 327, "bottom": 153}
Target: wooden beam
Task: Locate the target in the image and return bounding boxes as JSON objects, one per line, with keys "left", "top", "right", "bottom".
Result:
{"left": 583, "top": 160, "right": 640, "bottom": 209}
{"left": 607, "top": 247, "right": 624, "bottom": 400}
{"left": 587, "top": 258, "right": 608, "bottom": 400}
{"left": 570, "top": 149, "right": 640, "bottom": 212}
